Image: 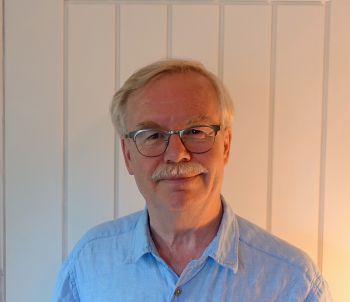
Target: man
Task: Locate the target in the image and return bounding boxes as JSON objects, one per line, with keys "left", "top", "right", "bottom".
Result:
{"left": 52, "top": 59, "right": 331, "bottom": 301}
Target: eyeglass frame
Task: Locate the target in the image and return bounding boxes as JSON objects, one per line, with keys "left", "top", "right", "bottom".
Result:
{"left": 124, "top": 124, "right": 221, "bottom": 157}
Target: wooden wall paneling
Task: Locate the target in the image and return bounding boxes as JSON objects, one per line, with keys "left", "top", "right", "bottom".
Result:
{"left": 222, "top": 4, "right": 271, "bottom": 229}
{"left": 323, "top": 1, "right": 350, "bottom": 300}
{"left": 5, "top": 0, "right": 64, "bottom": 301}
{"left": 271, "top": 4, "right": 325, "bottom": 262}
{"left": 119, "top": 5, "right": 167, "bottom": 85}
{"left": 118, "top": 5, "right": 167, "bottom": 217}
{"left": 66, "top": 4, "right": 116, "bottom": 251}
{"left": 3, "top": 0, "right": 349, "bottom": 301}
{"left": 172, "top": 5, "right": 219, "bottom": 74}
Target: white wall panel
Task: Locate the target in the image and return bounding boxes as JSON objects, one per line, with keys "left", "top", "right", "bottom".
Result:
{"left": 5, "top": 1, "right": 63, "bottom": 301}
{"left": 119, "top": 5, "right": 167, "bottom": 85}
{"left": 118, "top": 5, "right": 167, "bottom": 217}
{"left": 323, "top": 1, "right": 350, "bottom": 300}
{"left": 271, "top": 5, "right": 325, "bottom": 262}
{"left": 172, "top": 5, "right": 219, "bottom": 74}
{"left": 66, "top": 4, "right": 115, "bottom": 251}
{"left": 222, "top": 5, "right": 271, "bottom": 229}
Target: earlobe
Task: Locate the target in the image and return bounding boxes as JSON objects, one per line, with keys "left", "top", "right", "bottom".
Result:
{"left": 121, "top": 139, "right": 134, "bottom": 175}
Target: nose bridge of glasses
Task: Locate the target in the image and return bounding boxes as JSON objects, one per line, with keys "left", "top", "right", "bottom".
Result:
{"left": 163, "top": 129, "right": 183, "bottom": 141}
{"left": 163, "top": 131, "right": 191, "bottom": 162}
{"left": 165, "top": 129, "right": 188, "bottom": 149}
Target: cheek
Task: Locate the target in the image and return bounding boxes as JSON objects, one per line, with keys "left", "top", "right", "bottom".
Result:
{"left": 131, "top": 156, "right": 159, "bottom": 182}
{"left": 203, "top": 148, "right": 226, "bottom": 180}
{"left": 131, "top": 159, "right": 162, "bottom": 201}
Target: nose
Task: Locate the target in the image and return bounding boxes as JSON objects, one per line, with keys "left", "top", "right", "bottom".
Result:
{"left": 163, "top": 134, "right": 191, "bottom": 163}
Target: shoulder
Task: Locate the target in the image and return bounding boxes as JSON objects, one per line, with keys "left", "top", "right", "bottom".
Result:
{"left": 79, "top": 211, "right": 143, "bottom": 243}
{"left": 52, "top": 211, "right": 145, "bottom": 301}
{"left": 236, "top": 215, "right": 318, "bottom": 276}
{"left": 234, "top": 215, "right": 332, "bottom": 300}
{"left": 66, "top": 210, "right": 144, "bottom": 264}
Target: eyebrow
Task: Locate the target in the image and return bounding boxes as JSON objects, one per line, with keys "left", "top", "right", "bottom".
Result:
{"left": 134, "top": 115, "right": 216, "bottom": 130}
{"left": 135, "top": 121, "right": 162, "bottom": 129}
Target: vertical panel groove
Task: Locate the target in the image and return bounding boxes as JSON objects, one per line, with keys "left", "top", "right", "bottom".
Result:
{"left": 166, "top": 4, "right": 172, "bottom": 58}
{"left": 218, "top": 3, "right": 224, "bottom": 79}
{"left": 114, "top": 4, "right": 120, "bottom": 219}
{"left": 0, "top": 0, "right": 5, "bottom": 299}
{"left": 317, "top": 0, "right": 331, "bottom": 272}
{"left": 62, "top": 2, "right": 69, "bottom": 261}
{"left": 266, "top": 3, "right": 277, "bottom": 232}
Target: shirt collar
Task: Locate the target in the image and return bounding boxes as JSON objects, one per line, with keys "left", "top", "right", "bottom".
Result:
{"left": 129, "top": 196, "right": 239, "bottom": 273}
{"left": 129, "top": 208, "right": 154, "bottom": 263}
{"left": 205, "top": 196, "right": 239, "bottom": 273}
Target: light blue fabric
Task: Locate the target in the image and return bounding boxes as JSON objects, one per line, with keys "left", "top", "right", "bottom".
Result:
{"left": 52, "top": 198, "right": 332, "bottom": 301}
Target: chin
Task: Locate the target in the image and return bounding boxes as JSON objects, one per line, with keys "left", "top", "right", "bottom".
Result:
{"left": 161, "top": 191, "right": 205, "bottom": 212}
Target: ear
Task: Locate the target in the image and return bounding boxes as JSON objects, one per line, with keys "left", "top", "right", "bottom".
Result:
{"left": 121, "top": 138, "right": 134, "bottom": 175}
{"left": 223, "top": 127, "right": 232, "bottom": 165}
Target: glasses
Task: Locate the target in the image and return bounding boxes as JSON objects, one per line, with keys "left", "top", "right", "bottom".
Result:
{"left": 125, "top": 125, "right": 221, "bottom": 157}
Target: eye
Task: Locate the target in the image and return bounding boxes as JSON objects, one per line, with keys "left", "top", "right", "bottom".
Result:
{"left": 190, "top": 128, "right": 205, "bottom": 135}
{"left": 137, "top": 130, "right": 166, "bottom": 145}
{"left": 183, "top": 127, "right": 208, "bottom": 139}
{"left": 145, "top": 131, "right": 162, "bottom": 140}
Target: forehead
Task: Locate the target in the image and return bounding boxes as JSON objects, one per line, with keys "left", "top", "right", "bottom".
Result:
{"left": 126, "top": 71, "right": 220, "bottom": 129}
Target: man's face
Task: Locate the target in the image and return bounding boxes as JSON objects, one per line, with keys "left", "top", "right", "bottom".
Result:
{"left": 121, "top": 71, "right": 232, "bottom": 214}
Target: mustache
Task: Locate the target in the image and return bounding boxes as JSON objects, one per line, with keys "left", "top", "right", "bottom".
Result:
{"left": 151, "top": 162, "right": 208, "bottom": 182}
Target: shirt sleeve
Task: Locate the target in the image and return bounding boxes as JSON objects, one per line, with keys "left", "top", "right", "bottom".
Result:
{"left": 305, "top": 273, "right": 333, "bottom": 302}
{"left": 51, "top": 262, "right": 80, "bottom": 302}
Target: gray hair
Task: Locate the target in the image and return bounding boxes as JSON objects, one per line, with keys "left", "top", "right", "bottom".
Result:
{"left": 110, "top": 58, "right": 234, "bottom": 135}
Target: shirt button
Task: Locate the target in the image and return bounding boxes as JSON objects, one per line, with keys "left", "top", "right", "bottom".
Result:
{"left": 174, "top": 287, "right": 182, "bottom": 296}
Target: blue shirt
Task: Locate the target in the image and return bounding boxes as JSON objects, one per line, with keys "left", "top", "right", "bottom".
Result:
{"left": 52, "top": 199, "right": 332, "bottom": 301}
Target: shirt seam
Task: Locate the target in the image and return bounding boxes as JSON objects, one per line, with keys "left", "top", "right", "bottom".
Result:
{"left": 73, "top": 222, "right": 140, "bottom": 262}
{"left": 305, "top": 273, "right": 323, "bottom": 301}
{"left": 77, "top": 211, "right": 144, "bottom": 250}
{"left": 239, "top": 238, "right": 311, "bottom": 277}
{"left": 69, "top": 265, "right": 81, "bottom": 302}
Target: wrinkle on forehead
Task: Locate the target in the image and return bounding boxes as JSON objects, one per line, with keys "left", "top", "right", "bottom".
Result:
{"left": 187, "top": 114, "right": 218, "bottom": 125}
{"left": 131, "top": 71, "right": 218, "bottom": 103}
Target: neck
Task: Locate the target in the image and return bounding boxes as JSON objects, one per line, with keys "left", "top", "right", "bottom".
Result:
{"left": 148, "top": 197, "right": 223, "bottom": 275}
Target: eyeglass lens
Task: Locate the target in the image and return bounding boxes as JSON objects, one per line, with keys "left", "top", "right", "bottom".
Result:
{"left": 134, "top": 126, "right": 218, "bottom": 157}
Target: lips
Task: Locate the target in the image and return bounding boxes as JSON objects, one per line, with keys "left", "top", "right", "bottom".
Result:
{"left": 158, "top": 174, "right": 200, "bottom": 182}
